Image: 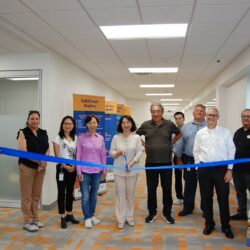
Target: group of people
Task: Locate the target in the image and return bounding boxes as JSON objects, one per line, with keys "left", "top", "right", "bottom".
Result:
{"left": 16, "top": 105, "right": 250, "bottom": 240}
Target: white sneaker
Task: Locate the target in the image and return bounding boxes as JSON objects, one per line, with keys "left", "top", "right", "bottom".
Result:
{"left": 117, "top": 223, "right": 124, "bottom": 229}
{"left": 33, "top": 220, "right": 44, "bottom": 228}
{"left": 127, "top": 220, "right": 135, "bottom": 227}
{"left": 23, "top": 223, "right": 39, "bottom": 232}
{"left": 85, "top": 218, "right": 92, "bottom": 229}
{"left": 173, "top": 199, "right": 183, "bottom": 205}
{"left": 91, "top": 216, "right": 101, "bottom": 225}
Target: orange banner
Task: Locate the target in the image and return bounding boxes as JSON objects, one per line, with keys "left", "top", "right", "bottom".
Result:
{"left": 105, "top": 101, "right": 117, "bottom": 114}
{"left": 73, "top": 94, "right": 105, "bottom": 112}
{"left": 124, "top": 106, "right": 132, "bottom": 116}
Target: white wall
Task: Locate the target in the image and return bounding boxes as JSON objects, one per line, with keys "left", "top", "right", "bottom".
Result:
{"left": 226, "top": 77, "right": 247, "bottom": 134}
{"left": 127, "top": 99, "right": 151, "bottom": 127}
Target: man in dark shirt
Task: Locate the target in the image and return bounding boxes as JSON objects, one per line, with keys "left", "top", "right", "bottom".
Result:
{"left": 136, "top": 104, "right": 182, "bottom": 224}
{"left": 231, "top": 108, "right": 250, "bottom": 220}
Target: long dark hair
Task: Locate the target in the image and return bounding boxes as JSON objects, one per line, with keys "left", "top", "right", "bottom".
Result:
{"left": 117, "top": 115, "right": 137, "bottom": 133}
{"left": 25, "top": 110, "right": 40, "bottom": 126}
{"left": 58, "top": 116, "right": 76, "bottom": 140}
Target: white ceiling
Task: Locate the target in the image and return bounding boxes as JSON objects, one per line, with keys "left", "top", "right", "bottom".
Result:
{"left": 0, "top": 0, "right": 250, "bottom": 109}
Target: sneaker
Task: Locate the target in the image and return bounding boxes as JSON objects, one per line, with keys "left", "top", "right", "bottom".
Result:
{"left": 85, "top": 218, "right": 92, "bottom": 229}
{"left": 23, "top": 223, "right": 39, "bottom": 232}
{"left": 230, "top": 213, "right": 247, "bottom": 220}
{"left": 127, "top": 220, "right": 135, "bottom": 227}
{"left": 117, "top": 223, "right": 124, "bottom": 229}
{"left": 173, "top": 199, "right": 183, "bottom": 205}
{"left": 91, "top": 216, "right": 101, "bottom": 225}
{"left": 163, "top": 214, "right": 175, "bottom": 224}
{"left": 33, "top": 220, "right": 44, "bottom": 228}
{"left": 65, "top": 214, "right": 80, "bottom": 224}
{"left": 145, "top": 214, "right": 157, "bottom": 223}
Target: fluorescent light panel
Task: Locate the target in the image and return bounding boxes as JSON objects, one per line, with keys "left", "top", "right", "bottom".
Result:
{"left": 161, "top": 103, "right": 180, "bottom": 106}
{"left": 100, "top": 24, "right": 188, "bottom": 39}
{"left": 161, "top": 98, "right": 183, "bottom": 101}
{"left": 146, "top": 93, "right": 172, "bottom": 96}
{"left": 129, "top": 68, "right": 178, "bottom": 73}
{"left": 7, "top": 77, "right": 39, "bottom": 81}
{"left": 140, "top": 84, "right": 174, "bottom": 88}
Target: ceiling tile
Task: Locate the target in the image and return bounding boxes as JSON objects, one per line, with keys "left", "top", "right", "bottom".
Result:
{"left": 0, "top": 0, "right": 28, "bottom": 14}
{"left": 139, "top": 0, "right": 194, "bottom": 6}
{"left": 21, "top": 0, "right": 82, "bottom": 11}
{"left": 80, "top": 0, "right": 137, "bottom": 9}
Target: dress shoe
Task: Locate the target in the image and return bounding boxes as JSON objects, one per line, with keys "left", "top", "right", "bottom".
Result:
{"left": 222, "top": 225, "right": 234, "bottom": 239}
{"left": 61, "top": 217, "right": 67, "bottom": 229}
{"left": 203, "top": 224, "right": 215, "bottom": 235}
{"left": 65, "top": 214, "right": 80, "bottom": 224}
{"left": 178, "top": 210, "right": 193, "bottom": 216}
{"left": 230, "top": 213, "right": 247, "bottom": 220}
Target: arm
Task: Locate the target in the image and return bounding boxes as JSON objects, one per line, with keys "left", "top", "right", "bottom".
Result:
{"left": 109, "top": 135, "right": 125, "bottom": 159}
{"left": 193, "top": 133, "right": 200, "bottom": 164}
{"left": 128, "top": 136, "right": 143, "bottom": 169}
{"left": 76, "top": 136, "right": 83, "bottom": 177}
{"left": 101, "top": 137, "right": 107, "bottom": 174}
{"left": 172, "top": 131, "right": 182, "bottom": 145}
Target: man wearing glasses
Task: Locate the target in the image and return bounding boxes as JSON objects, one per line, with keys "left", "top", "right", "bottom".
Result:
{"left": 193, "top": 108, "right": 235, "bottom": 239}
{"left": 230, "top": 109, "right": 250, "bottom": 221}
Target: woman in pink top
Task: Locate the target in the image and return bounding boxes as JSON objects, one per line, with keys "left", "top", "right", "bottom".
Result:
{"left": 76, "top": 115, "right": 106, "bottom": 229}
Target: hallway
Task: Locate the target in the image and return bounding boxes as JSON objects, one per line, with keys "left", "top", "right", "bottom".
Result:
{"left": 0, "top": 172, "right": 248, "bottom": 250}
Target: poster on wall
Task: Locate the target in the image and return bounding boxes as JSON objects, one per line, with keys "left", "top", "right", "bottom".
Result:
{"left": 73, "top": 94, "right": 106, "bottom": 195}
{"left": 124, "top": 106, "right": 132, "bottom": 116}
{"left": 105, "top": 101, "right": 117, "bottom": 182}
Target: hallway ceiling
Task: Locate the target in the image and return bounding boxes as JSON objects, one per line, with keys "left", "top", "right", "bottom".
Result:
{"left": 0, "top": 0, "right": 250, "bottom": 110}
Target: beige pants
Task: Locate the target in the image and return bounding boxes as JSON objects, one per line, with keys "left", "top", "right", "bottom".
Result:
{"left": 19, "top": 163, "right": 45, "bottom": 224}
{"left": 114, "top": 174, "right": 138, "bottom": 224}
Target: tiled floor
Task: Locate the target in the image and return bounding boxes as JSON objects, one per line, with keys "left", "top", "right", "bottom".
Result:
{"left": 0, "top": 172, "right": 249, "bottom": 250}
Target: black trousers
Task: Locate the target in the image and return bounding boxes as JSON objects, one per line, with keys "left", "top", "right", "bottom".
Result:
{"left": 182, "top": 155, "right": 197, "bottom": 212}
{"left": 145, "top": 162, "right": 173, "bottom": 216}
{"left": 198, "top": 166, "right": 230, "bottom": 228}
{"left": 173, "top": 155, "right": 183, "bottom": 199}
{"left": 56, "top": 164, "right": 77, "bottom": 214}
{"left": 233, "top": 171, "right": 250, "bottom": 216}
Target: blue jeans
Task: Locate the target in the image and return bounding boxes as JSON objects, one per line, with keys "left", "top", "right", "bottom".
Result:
{"left": 80, "top": 172, "right": 102, "bottom": 220}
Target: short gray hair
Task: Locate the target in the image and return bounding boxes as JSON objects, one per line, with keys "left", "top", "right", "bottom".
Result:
{"left": 150, "top": 103, "right": 164, "bottom": 113}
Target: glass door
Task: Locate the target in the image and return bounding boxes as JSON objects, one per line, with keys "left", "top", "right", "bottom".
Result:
{"left": 0, "top": 70, "right": 41, "bottom": 207}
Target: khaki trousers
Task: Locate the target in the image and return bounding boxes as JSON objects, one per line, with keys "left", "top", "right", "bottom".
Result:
{"left": 19, "top": 163, "right": 45, "bottom": 224}
{"left": 114, "top": 174, "right": 138, "bottom": 224}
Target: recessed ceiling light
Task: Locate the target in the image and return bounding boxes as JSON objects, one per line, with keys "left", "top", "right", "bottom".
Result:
{"left": 146, "top": 93, "right": 173, "bottom": 96}
{"left": 140, "top": 84, "right": 174, "bottom": 88}
{"left": 161, "top": 103, "right": 180, "bottom": 106}
{"left": 161, "top": 98, "right": 183, "bottom": 101}
{"left": 206, "top": 101, "right": 216, "bottom": 104}
{"left": 7, "top": 77, "right": 39, "bottom": 81}
{"left": 129, "top": 68, "right": 178, "bottom": 73}
{"left": 100, "top": 24, "right": 188, "bottom": 39}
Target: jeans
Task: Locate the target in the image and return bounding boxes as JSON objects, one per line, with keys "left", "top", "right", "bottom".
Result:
{"left": 80, "top": 172, "right": 102, "bottom": 220}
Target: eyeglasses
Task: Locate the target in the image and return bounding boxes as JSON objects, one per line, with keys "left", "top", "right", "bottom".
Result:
{"left": 207, "top": 114, "right": 218, "bottom": 117}
{"left": 241, "top": 115, "right": 250, "bottom": 119}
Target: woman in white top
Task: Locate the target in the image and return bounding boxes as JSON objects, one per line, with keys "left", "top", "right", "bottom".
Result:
{"left": 53, "top": 116, "right": 80, "bottom": 229}
{"left": 110, "top": 115, "right": 143, "bottom": 229}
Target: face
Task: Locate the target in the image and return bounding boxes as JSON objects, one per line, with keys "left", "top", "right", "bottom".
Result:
{"left": 121, "top": 117, "right": 132, "bottom": 132}
{"left": 241, "top": 110, "right": 250, "bottom": 128}
{"left": 151, "top": 105, "right": 163, "bottom": 123}
{"left": 86, "top": 117, "right": 98, "bottom": 132}
{"left": 206, "top": 109, "right": 219, "bottom": 127}
{"left": 63, "top": 118, "right": 74, "bottom": 133}
{"left": 193, "top": 106, "right": 206, "bottom": 121}
{"left": 27, "top": 113, "right": 40, "bottom": 129}
{"left": 174, "top": 114, "right": 184, "bottom": 127}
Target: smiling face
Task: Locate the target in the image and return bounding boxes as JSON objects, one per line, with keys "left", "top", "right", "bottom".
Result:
{"left": 241, "top": 109, "right": 250, "bottom": 129}
{"left": 206, "top": 108, "right": 219, "bottom": 128}
{"left": 27, "top": 112, "right": 40, "bottom": 130}
{"left": 121, "top": 117, "right": 132, "bottom": 133}
{"left": 193, "top": 105, "right": 206, "bottom": 123}
{"left": 62, "top": 118, "right": 74, "bottom": 133}
{"left": 86, "top": 117, "right": 98, "bottom": 133}
{"left": 174, "top": 114, "right": 185, "bottom": 127}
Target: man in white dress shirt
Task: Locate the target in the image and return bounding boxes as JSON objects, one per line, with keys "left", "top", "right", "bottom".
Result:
{"left": 193, "top": 108, "right": 235, "bottom": 239}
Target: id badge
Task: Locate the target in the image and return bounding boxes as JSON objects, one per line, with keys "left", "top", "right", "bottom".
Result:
{"left": 59, "top": 172, "right": 64, "bottom": 181}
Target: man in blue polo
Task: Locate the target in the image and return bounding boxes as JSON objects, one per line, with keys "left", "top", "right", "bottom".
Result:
{"left": 175, "top": 104, "right": 207, "bottom": 216}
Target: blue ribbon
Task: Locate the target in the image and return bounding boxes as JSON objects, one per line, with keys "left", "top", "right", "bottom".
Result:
{"left": 0, "top": 146, "right": 250, "bottom": 171}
